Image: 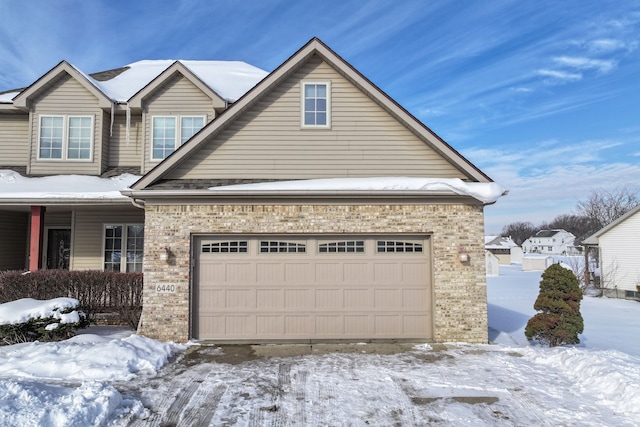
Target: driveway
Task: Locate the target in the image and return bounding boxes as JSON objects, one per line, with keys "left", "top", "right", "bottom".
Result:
{"left": 109, "top": 343, "right": 632, "bottom": 427}
{"left": 110, "top": 343, "right": 516, "bottom": 426}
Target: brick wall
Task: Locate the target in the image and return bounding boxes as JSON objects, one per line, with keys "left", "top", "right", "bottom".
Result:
{"left": 139, "top": 203, "right": 487, "bottom": 343}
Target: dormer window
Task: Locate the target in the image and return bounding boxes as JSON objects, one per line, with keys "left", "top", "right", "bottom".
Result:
{"left": 301, "top": 81, "right": 331, "bottom": 128}
{"left": 38, "top": 115, "right": 93, "bottom": 160}
{"left": 152, "top": 115, "right": 205, "bottom": 160}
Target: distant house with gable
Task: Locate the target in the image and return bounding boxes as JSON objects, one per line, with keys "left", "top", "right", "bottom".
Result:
{"left": 485, "top": 235, "right": 522, "bottom": 265}
{"left": 521, "top": 229, "right": 578, "bottom": 255}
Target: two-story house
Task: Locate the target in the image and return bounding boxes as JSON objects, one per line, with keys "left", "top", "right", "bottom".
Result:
{"left": 0, "top": 38, "right": 504, "bottom": 344}
{"left": 522, "top": 229, "right": 577, "bottom": 255}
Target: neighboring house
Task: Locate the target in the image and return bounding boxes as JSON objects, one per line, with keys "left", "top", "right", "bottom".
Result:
{"left": 485, "top": 235, "right": 522, "bottom": 265}
{"left": 521, "top": 229, "right": 578, "bottom": 255}
{"left": 583, "top": 206, "right": 640, "bottom": 299}
{"left": 1, "top": 38, "right": 504, "bottom": 344}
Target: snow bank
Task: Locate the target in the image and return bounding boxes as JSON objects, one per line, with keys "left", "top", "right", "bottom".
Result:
{"left": 0, "top": 170, "right": 139, "bottom": 199}
{"left": 0, "top": 333, "right": 182, "bottom": 381}
{"left": 211, "top": 177, "right": 505, "bottom": 204}
{"left": 520, "top": 346, "right": 640, "bottom": 416}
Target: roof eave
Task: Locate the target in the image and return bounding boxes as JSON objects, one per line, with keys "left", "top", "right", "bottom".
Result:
{"left": 121, "top": 189, "right": 490, "bottom": 205}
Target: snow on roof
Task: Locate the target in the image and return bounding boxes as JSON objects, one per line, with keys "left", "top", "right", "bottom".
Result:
{"left": 94, "top": 59, "right": 268, "bottom": 102}
{"left": 485, "top": 235, "right": 518, "bottom": 249}
{"left": 0, "top": 91, "right": 20, "bottom": 103}
{"left": 211, "top": 177, "right": 505, "bottom": 204}
{"left": 0, "top": 170, "right": 140, "bottom": 200}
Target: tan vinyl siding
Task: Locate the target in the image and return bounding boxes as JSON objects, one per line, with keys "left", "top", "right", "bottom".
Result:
{"left": 71, "top": 208, "right": 144, "bottom": 270}
{"left": 169, "top": 56, "right": 466, "bottom": 180}
{"left": 0, "top": 115, "right": 29, "bottom": 168}
{"left": 108, "top": 113, "right": 143, "bottom": 167}
{"left": 29, "top": 73, "right": 103, "bottom": 176}
{"left": 0, "top": 211, "right": 29, "bottom": 270}
{"left": 142, "top": 75, "right": 216, "bottom": 173}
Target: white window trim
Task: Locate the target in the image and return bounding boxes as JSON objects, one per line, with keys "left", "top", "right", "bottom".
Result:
{"left": 150, "top": 114, "right": 207, "bottom": 161}
{"left": 300, "top": 81, "right": 331, "bottom": 129}
{"left": 37, "top": 114, "right": 94, "bottom": 161}
{"left": 102, "top": 224, "right": 144, "bottom": 273}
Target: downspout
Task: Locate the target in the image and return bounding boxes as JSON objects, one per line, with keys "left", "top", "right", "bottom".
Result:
{"left": 130, "top": 198, "right": 145, "bottom": 210}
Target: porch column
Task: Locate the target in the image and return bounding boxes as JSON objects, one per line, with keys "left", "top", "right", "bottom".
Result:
{"left": 29, "top": 206, "right": 46, "bottom": 271}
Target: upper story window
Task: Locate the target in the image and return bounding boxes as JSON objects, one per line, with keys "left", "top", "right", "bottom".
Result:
{"left": 152, "top": 115, "right": 205, "bottom": 160}
{"left": 301, "top": 81, "right": 331, "bottom": 128}
{"left": 38, "top": 115, "right": 93, "bottom": 160}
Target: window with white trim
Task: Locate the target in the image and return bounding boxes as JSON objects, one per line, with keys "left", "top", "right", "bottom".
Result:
{"left": 104, "top": 224, "right": 144, "bottom": 272}
{"left": 152, "top": 115, "right": 205, "bottom": 160}
{"left": 301, "top": 81, "right": 330, "bottom": 128}
{"left": 38, "top": 115, "right": 93, "bottom": 160}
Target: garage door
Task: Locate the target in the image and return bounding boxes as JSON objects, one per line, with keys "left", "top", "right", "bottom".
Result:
{"left": 193, "top": 235, "right": 432, "bottom": 341}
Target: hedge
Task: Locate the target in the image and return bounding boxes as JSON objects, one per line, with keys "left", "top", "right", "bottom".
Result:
{"left": 0, "top": 270, "right": 143, "bottom": 329}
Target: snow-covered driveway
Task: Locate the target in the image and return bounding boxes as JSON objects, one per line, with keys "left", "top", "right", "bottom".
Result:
{"left": 113, "top": 342, "right": 640, "bottom": 426}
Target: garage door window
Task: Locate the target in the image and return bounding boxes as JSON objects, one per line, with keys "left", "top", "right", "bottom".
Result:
{"left": 202, "top": 241, "right": 248, "bottom": 253}
{"left": 260, "top": 241, "right": 306, "bottom": 253}
{"left": 318, "top": 240, "right": 365, "bottom": 253}
{"left": 377, "top": 240, "right": 423, "bottom": 253}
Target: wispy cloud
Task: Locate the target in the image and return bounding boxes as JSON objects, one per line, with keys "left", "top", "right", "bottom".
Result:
{"left": 553, "top": 56, "right": 617, "bottom": 73}
{"left": 536, "top": 69, "right": 583, "bottom": 82}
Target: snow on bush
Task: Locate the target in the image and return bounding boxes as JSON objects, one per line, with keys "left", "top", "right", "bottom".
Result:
{"left": 0, "top": 298, "right": 88, "bottom": 345}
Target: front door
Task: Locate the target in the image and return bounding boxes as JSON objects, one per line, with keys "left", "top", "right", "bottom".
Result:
{"left": 47, "top": 229, "right": 70, "bottom": 270}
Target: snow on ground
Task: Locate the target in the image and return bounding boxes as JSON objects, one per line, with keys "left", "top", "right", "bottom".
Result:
{"left": 0, "top": 265, "right": 639, "bottom": 425}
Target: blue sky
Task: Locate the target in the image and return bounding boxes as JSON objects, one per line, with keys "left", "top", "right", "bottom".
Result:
{"left": 1, "top": 0, "right": 639, "bottom": 233}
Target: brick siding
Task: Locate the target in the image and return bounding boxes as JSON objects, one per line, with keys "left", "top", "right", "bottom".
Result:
{"left": 138, "top": 203, "right": 488, "bottom": 343}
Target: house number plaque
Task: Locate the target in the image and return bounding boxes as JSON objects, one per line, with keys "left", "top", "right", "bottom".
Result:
{"left": 155, "top": 284, "right": 177, "bottom": 293}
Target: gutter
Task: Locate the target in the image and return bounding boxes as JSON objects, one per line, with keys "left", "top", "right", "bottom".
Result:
{"left": 120, "top": 189, "right": 494, "bottom": 205}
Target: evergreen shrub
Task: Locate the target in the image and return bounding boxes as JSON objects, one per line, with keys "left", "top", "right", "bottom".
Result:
{"left": 525, "top": 263, "right": 584, "bottom": 347}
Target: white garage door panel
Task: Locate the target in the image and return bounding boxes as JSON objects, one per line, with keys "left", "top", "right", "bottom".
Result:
{"left": 195, "top": 236, "right": 432, "bottom": 340}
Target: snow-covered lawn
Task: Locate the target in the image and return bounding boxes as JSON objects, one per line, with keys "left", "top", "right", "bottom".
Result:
{"left": 0, "top": 264, "right": 639, "bottom": 426}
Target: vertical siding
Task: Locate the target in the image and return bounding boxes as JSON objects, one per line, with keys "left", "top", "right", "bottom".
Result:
{"left": 0, "top": 115, "right": 29, "bottom": 168}
{"left": 29, "top": 73, "right": 103, "bottom": 176}
{"left": 0, "top": 211, "right": 29, "bottom": 270}
{"left": 599, "top": 212, "right": 640, "bottom": 292}
{"left": 168, "top": 56, "right": 465, "bottom": 180}
{"left": 142, "top": 75, "right": 216, "bottom": 173}
{"left": 107, "top": 113, "right": 143, "bottom": 167}
{"left": 72, "top": 208, "right": 144, "bottom": 270}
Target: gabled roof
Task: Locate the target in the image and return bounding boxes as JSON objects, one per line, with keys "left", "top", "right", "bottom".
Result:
{"left": 131, "top": 37, "right": 492, "bottom": 191}
{"left": 13, "top": 61, "right": 113, "bottom": 109}
{"left": 583, "top": 205, "right": 640, "bottom": 245}
{"left": 530, "top": 229, "right": 574, "bottom": 239}
{"left": 7, "top": 59, "right": 267, "bottom": 110}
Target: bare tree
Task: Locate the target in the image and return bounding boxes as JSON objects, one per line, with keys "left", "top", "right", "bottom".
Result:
{"left": 500, "top": 221, "right": 538, "bottom": 246}
{"left": 576, "top": 187, "right": 640, "bottom": 231}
